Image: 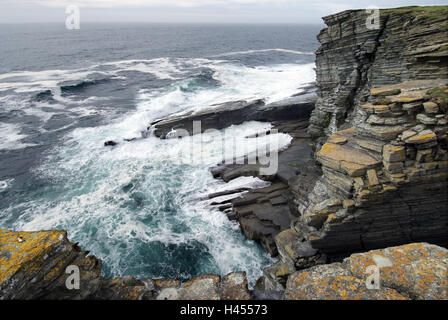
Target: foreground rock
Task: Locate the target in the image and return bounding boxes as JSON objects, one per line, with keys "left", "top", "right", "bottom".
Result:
{"left": 284, "top": 243, "right": 447, "bottom": 300}
{"left": 0, "top": 229, "right": 251, "bottom": 300}
{"left": 1, "top": 229, "right": 446, "bottom": 300}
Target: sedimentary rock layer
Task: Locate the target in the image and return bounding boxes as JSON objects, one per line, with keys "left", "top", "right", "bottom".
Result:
{"left": 308, "top": 6, "right": 448, "bottom": 138}
{"left": 209, "top": 120, "right": 314, "bottom": 256}
{"left": 260, "top": 7, "right": 448, "bottom": 292}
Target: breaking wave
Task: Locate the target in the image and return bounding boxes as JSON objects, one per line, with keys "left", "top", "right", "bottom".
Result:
{"left": 0, "top": 52, "right": 315, "bottom": 286}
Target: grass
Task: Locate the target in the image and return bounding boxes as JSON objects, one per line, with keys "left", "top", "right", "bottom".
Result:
{"left": 383, "top": 6, "right": 448, "bottom": 20}
{"left": 428, "top": 86, "right": 448, "bottom": 105}
{"left": 321, "top": 113, "right": 332, "bottom": 128}
{"left": 126, "top": 278, "right": 138, "bottom": 286}
{"left": 389, "top": 89, "right": 402, "bottom": 96}
{"left": 438, "top": 45, "right": 448, "bottom": 52}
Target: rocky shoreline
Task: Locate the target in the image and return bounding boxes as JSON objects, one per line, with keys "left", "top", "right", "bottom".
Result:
{"left": 1, "top": 229, "right": 446, "bottom": 300}
{"left": 1, "top": 6, "right": 447, "bottom": 300}
{"left": 150, "top": 85, "right": 316, "bottom": 139}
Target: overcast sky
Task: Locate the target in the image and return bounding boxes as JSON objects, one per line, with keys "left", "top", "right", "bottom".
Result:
{"left": 0, "top": 0, "right": 447, "bottom": 24}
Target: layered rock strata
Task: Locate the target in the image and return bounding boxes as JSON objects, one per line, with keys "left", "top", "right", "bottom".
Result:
{"left": 266, "top": 81, "right": 448, "bottom": 289}
{"left": 259, "top": 6, "right": 448, "bottom": 291}
{"left": 308, "top": 6, "right": 448, "bottom": 139}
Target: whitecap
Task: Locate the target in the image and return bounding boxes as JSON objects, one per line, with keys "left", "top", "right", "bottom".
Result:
{"left": 0, "top": 179, "right": 14, "bottom": 192}
{"left": 210, "top": 48, "right": 314, "bottom": 58}
{"left": 0, "top": 122, "right": 36, "bottom": 150}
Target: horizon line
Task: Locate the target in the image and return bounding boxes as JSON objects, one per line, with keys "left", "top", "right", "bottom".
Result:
{"left": 0, "top": 21, "right": 325, "bottom": 25}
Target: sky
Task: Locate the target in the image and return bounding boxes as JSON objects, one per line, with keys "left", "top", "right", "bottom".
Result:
{"left": 0, "top": 0, "right": 447, "bottom": 24}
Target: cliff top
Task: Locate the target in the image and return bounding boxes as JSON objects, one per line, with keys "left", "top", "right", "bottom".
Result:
{"left": 322, "top": 5, "right": 448, "bottom": 22}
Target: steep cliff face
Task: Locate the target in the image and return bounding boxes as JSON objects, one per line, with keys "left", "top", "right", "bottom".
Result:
{"left": 302, "top": 6, "right": 448, "bottom": 256}
{"left": 264, "top": 6, "right": 448, "bottom": 291}
{"left": 308, "top": 6, "right": 448, "bottom": 138}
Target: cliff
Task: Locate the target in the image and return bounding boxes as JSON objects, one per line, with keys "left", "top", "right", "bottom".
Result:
{"left": 308, "top": 6, "right": 448, "bottom": 139}
{"left": 261, "top": 6, "right": 448, "bottom": 291}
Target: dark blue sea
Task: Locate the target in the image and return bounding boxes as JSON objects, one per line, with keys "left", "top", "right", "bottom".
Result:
{"left": 0, "top": 23, "right": 320, "bottom": 285}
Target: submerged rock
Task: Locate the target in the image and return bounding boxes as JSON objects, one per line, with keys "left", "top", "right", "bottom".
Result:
{"left": 104, "top": 140, "right": 118, "bottom": 147}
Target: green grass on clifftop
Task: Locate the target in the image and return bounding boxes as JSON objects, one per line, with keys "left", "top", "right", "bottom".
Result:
{"left": 383, "top": 6, "right": 448, "bottom": 20}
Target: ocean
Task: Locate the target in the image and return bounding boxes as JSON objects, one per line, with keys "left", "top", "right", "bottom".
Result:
{"left": 0, "top": 23, "right": 320, "bottom": 285}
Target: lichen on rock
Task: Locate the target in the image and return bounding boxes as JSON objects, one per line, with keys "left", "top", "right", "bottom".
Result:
{"left": 285, "top": 243, "right": 447, "bottom": 300}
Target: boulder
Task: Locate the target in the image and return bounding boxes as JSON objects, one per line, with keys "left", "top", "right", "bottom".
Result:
{"left": 179, "top": 274, "right": 221, "bottom": 300}
{"left": 0, "top": 229, "right": 102, "bottom": 300}
{"left": 383, "top": 144, "right": 406, "bottom": 162}
{"left": 423, "top": 102, "right": 439, "bottom": 114}
{"left": 405, "top": 130, "right": 437, "bottom": 144}
{"left": 417, "top": 113, "right": 438, "bottom": 125}
{"left": 285, "top": 243, "right": 448, "bottom": 300}
{"left": 317, "top": 142, "right": 381, "bottom": 177}
{"left": 104, "top": 140, "right": 118, "bottom": 147}
{"left": 219, "top": 272, "right": 251, "bottom": 300}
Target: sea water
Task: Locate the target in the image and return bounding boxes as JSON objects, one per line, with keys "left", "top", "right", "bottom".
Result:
{"left": 0, "top": 23, "right": 320, "bottom": 285}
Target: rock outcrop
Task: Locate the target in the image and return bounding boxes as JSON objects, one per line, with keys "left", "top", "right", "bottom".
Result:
{"left": 1, "top": 229, "right": 446, "bottom": 300}
{"left": 209, "top": 120, "right": 314, "bottom": 256}
{"left": 308, "top": 81, "right": 448, "bottom": 255}
{"left": 150, "top": 91, "right": 316, "bottom": 139}
{"left": 263, "top": 6, "right": 448, "bottom": 291}
{"left": 285, "top": 242, "right": 447, "bottom": 300}
{"left": 270, "top": 79, "right": 448, "bottom": 289}
{"left": 308, "top": 6, "right": 448, "bottom": 139}
{"left": 0, "top": 229, "right": 251, "bottom": 300}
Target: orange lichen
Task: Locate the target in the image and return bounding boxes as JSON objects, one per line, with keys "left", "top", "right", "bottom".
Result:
{"left": 0, "top": 229, "right": 67, "bottom": 284}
